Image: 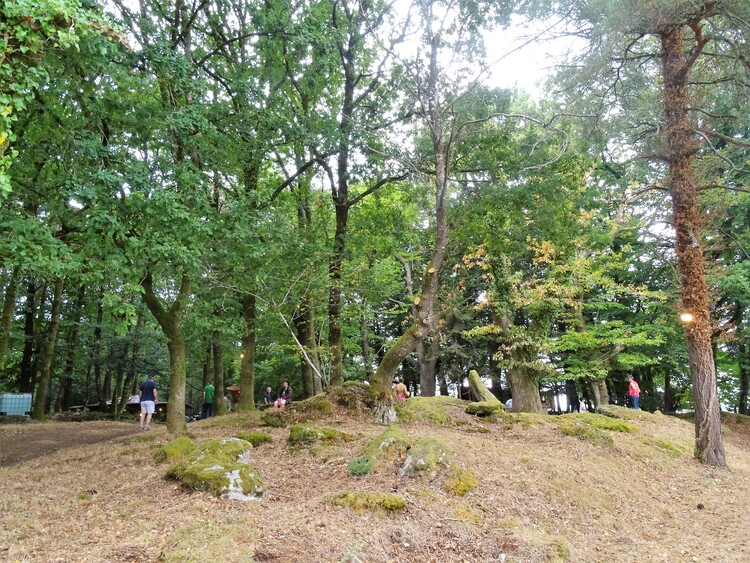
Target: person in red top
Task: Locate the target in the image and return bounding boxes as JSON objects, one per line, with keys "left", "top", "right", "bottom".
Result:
{"left": 628, "top": 375, "right": 641, "bottom": 410}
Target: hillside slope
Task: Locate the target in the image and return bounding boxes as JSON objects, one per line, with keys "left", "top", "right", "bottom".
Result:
{"left": 1, "top": 396, "right": 749, "bottom": 562}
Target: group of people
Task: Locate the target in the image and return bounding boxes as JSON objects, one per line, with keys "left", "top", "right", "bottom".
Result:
{"left": 263, "top": 380, "right": 292, "bottom": 409}
{"left": 135, "top": 371, "right": 641, "bottom": 430}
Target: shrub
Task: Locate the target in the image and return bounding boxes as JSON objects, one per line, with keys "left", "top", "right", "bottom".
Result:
{"left": 347, "top": 456, "right": 374, "bottom": 476}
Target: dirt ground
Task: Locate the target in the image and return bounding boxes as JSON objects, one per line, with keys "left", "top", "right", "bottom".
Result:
{"left": 1, "top": 404, "right": 750, "bottom": 562}
{"left": 0, "top": 420, "right": 137, "bottom": 466}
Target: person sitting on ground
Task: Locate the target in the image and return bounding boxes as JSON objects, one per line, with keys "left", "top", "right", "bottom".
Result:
{"left": 393, "top": 377, "right": 409, "bottom": 401}
{"left": 262, "top": 386, "right": 273, "bottom": 405}
{"left": 274, "top": 380, "right": 292, "bottom": 409}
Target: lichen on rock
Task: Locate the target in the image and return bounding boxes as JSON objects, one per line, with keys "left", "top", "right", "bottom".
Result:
{"left": 166, "top": 437, "right": 265, "bottom": 501}
{"left": 399, "top": 436, "right": 451, "bottom": 480}
{"left": 361, "top": 425, "right": 412, "bottom": 470}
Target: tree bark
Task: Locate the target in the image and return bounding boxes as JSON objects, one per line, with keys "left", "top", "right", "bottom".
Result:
{"left": 212, "top": 331, "right": 224, "bottom": 415}
{"left": 59, "top": 285, "right": 85, "bottom": 411}
{"left": 239, "top": 292, "right": 257, "bottom": 411}
{"left": 18, "top": 279, "right": 37, "bottom": 393}
{"left": 31, "top": 278, "right": 64, "bottom": 418}
{"left": 739, "top": 339, "right": 748, "bottom": 415}
{"left": 660, "top": 25, "right": 725, "bottom": 466}
{"left": 0, "top": 269, "right": 18, "bottom": 372}
{"left": 141, "top": 272, "right": 190, "bottom": 433}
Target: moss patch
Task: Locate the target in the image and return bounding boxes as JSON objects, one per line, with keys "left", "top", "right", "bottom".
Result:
{"left": 558, "top": 421, "right": 613, "bottom": 448}
{"left": 444, "top": 466, "right": 478, "bottom": 496}
{"left": 361, "top": 426, "right": 412, "bottom": 469}
{"left": 203, "top": 411, "right": 262, "bottom": 430}
{"left": 260, "top": 410, "right": 287, "bottom": 428}
{"left": 453, "top": 503, "right": 480, "bottom": 524}
{"left": 155, "top": 436, "right": 195, "bottom": 463}
{"left": 288, "top": 423, "right": 353, "bottom": 445}
{"left": 235, "top": 431, "right": 272, "bottom": 448}
{"left": 288, "top": 394, "right": 334, "bottom": 417}
{"left": 166, "top": 438, "right": 264, "bottom": 501}
{"left": 330, "top": 492, "right": 406, "bottom": 514}
{"left": 400, "top": 436, "right": 451, "bottom": 479}
{"left": 641, "top": 436, "right": 686, "bottom": 458}
{"left": 398, "top": 396, "right": 466, "bottom": 426}
{"left": 574, "top": 413, "right": 638, "bottom": 433}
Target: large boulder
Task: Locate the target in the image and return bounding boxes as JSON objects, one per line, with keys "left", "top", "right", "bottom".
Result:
{"left": 166, "top": 437, "right": 265, "bottom": 501}
{"left": 467, "top": 369, "right": 500, "bottom": 404}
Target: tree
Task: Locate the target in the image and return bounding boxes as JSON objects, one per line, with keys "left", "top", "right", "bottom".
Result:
{"left": 548, "top": 0, "right": 750, "bottom": 465}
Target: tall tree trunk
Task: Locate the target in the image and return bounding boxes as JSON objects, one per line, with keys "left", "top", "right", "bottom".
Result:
{"left": 31, "top": 278, "right": 64, "bottom": 419}
{"left": 59, "top": 285, "right": 86, "bottom": 411}
{"left": 239, "top": 293, "right": 257, "bottom": 411}
{"left": 664, "top": 371, "right": 674, "bottom": 413}
{"left": 212, "top": 331, "right": 224, "bottom": 415}
{"left": 660, "top": 26, "right": 725, "bottom": 466}
{"left": 507, "top": 368, "right": 543, "bottom": 414}
{"left": 361, "top": 311, "right": 373, "bottom": 381}
{"left": 202, "top": 342, "right": 211, "bottom": 389}
{"left": 294, "top": 299, "right": 315, "bottom": 398}
{"left": 739, "top": 340, "right": 748, "bottom": 415}
{"left": 117, "top": 311, "right": 144, "bottom": 414}
{"left": 328, "top": 203, "right": 347, "bottom": 388}
{"left": 417, "top": 337, "right": 439, "bottom": 397}
{"left": 92, "top": 290, "right": 105, "bottom": 407}
{"left": 18, "top": 279, "right": 37, "bottom": 393}
{"left": 0, "top": 269, "right": 18, "bottom": 372}
{"left": 141, "top": 272, "right": 191, "bottom": 433}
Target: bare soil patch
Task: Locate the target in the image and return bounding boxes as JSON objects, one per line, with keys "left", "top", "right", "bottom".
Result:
{"left": 0, "top": 420, "right": 138, "bottom": 466}
{"left": 1, "top": 404, "right": 749, "bottom": 562}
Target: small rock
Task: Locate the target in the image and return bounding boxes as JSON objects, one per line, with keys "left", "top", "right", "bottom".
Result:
{"left": 696, "top": 503, "right": 704, "bottom": 510}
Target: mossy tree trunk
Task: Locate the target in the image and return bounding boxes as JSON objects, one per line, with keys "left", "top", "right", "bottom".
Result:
{"left": 507, "top": 368, "right": 543, "bottom": 414}
{"left": 0, "top": 268, "right": 18, "bottom": 372}
{"left": 660, "top": 23, "right": 724, "bottom": 466}
{"left": 31, "top": 278, "right": 64, "bottom": 419}
{"left": 141, "top": 272, "right": 191, "bottom": 434}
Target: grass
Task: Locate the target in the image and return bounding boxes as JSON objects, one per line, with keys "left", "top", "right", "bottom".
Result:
{"left": 330, "top": 492, "right": 406, "bottom": 513}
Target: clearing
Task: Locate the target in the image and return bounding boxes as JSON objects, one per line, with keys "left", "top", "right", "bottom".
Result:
{"left": 1, "top": 397, "right": 750, "bottom": 562}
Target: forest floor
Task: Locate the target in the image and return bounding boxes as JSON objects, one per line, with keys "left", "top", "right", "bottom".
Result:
{"left": 2, "top": 397, "right": 750, "bottom": 563}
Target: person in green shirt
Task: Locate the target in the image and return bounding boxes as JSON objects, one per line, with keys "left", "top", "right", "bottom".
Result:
{"left": 202, "top": 382, "right": 215, "bottom": 418}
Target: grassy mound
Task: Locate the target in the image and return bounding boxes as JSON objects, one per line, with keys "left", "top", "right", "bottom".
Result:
{"left": 154, "top": 436, "right": 195, "bottom": 463}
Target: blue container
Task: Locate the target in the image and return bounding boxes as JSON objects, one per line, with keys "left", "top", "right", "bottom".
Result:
{"left": 0, "top": 393, "right": 33, "bottom": 416}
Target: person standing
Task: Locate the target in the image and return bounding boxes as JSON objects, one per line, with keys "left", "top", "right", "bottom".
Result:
{"left": 139, "top": 374, "right": 158, "bottom": 430}
{"left": 394, "top": 378, "right": 409, "bottom": 401}
{"left": 202, "top": 381, "right": 215, "bottom": 418}
{"left": 628, "top": 375, "right": 641, "bottom": 410}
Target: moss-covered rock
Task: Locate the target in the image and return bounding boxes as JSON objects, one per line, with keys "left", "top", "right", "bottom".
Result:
{"left": 399, "top": 436, "right": 451, "bottom": 479}
{"left": 154, "top": 436, "right": 195, "bottom": 463}
{"left": 235, "top": 431, "right": 272, "bottom": 447}
{"left": 334, "top": 382, "right": 377, "bottom": 409}
{"left": 260, "top": 410, "right": 287, "bottom": 428}
{"left": 330, "top": 491, "right": 406, "bottom": 514}
{"left": 361, "top": 426, "right": 412, "bottom": 469}
{"left": 465, "top": 401, "right": 506, "bottom": 418}
{"left": 288, "top": 394, "right": 334, "bottom": 417}
{"left": 467, "top": 370, "right": 500, "bottom": 404}
{"left": 288, "top": 423, "right": 353, "bottom": 445}
{"left": 444, "top": 466, "right": 478, "bottom": 496}
{"left": 166, "top": 438, "right": 265, "bottom": 501}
